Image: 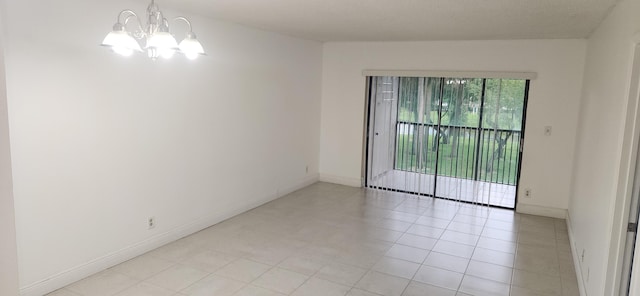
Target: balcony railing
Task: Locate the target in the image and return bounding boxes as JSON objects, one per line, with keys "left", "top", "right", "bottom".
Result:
{"left": 395, "top": 121, "right": 521, "bottom": 185}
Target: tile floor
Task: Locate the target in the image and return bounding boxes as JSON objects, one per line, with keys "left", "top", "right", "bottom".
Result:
{"left": 48, "top": 182, "right": 579, "bottom": 296}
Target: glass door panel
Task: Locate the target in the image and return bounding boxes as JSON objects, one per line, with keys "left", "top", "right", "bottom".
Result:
{"left": 366, "top": 75, "right": 529, "bottom": 209}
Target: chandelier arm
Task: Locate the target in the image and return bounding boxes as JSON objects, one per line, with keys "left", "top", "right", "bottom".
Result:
{"left": 118, "top": 10, "right": 146, "bottom": 38}
{"left": 117, "top": 10, "right": 138, "bottom": 25}
{"left": 174, "top": 17, "right": 194, "bottom": 32}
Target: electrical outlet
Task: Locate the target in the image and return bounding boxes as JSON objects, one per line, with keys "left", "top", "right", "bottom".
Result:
{"left": 524, "top": 188, "right": 532, "bottom": 199}
{"left": 544, "top": 126, "right": 552, "bottom": 136}
{"left": 148, "top": 217, "right": 155, "bottom": 229}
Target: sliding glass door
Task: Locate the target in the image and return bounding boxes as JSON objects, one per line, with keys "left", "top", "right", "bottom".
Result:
{"left": 365, "top": 75, "right": 529, "bottom": 209}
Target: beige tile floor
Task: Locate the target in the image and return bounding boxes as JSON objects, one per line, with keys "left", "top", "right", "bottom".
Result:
{"left": 47, "top": 182, "right": 579, "bottom": 296}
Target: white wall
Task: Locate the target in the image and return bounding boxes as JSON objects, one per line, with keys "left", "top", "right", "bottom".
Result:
{"left": 4, "top": 0, "right": 322, "bottom": 294}
{"left": 320, "top": 40, "right": 586, "bottom": 215}
{"left": 568, "top": 0, "right": 640, "bottom": 294}
{"left": 0, "top": 0, "right": 20, "bottom": 294}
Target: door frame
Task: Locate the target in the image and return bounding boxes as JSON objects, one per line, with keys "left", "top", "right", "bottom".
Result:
{"left": 361, "top": 75, "right": 529, "bottom": 210}
{"left": 606, "top": 34, "right": 640, "bottom": 295}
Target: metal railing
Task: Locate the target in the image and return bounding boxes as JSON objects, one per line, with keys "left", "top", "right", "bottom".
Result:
{"left": 395, "top": 121, "right": 521, "bottom": 185}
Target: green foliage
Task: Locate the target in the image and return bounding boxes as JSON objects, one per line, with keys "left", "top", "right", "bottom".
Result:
{"left": 392, "top": 77, "right": 526, "bottom": 185}
{"left": 395, "top": 130, "right": 521, "bottom": 185}
{"left": 483, "top": 79, "right": 525, "bottom": 130}
{"left": 397, "top": 78, "right": 525, "bottom": 130}
{"left": 398, "top": 78, "right": 420, "bottom": 122}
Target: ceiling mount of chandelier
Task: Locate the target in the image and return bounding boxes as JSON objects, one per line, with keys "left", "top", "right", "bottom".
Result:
{"left": 101, "top": 0, "right": 205, "bottom": 60}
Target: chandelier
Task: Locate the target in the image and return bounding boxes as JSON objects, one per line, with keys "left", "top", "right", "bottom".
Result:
{"left": 101, "top": 0, "right": 205, "bottom": 60}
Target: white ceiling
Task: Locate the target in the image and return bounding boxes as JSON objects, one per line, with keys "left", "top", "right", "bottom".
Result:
{"left": 157, "top": 0, "right": 619, "bottom": 41}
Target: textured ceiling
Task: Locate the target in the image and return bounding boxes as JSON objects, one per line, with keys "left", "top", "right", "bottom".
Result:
{"left": 154, "top": 0, "right": 619, "bottom": 41}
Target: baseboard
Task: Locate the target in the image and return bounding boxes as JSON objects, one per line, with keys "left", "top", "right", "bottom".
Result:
{"left": 515, "top": 203, "right": 568, "bottom": 219}
{"left": 19, "top": 177, "right": 318, "bottom": 296}
{"left": 278, "top": 173, "right": 319, "bottom": 196}
{"left": 566, "top": 213, "right": 588, "bottom": 296}
{"left": 318, "top": 173, "right": 361, "bottom": 187}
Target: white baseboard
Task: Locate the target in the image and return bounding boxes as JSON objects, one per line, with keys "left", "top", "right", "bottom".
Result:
{"left": 516, "top": 203, "right": 568, "bottom": 219}
{"left": 566, "top": 213, "right": 588, "bottom": 296}
{"left": 278, "top": 174, "right": 319, "bottom": 196}
{"left": 318, "top": 173, "right": 361, "bottom": 187}
{"left": 19, "top": 177, "right": 319, "bottom": 296}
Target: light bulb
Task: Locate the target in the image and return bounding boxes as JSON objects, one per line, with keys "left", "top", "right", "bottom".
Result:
{"left": 102, "top": 24, "right": 142, "bottom": 56}
{"left": 179, "top": 33, "right": 205, "bottom": 60}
